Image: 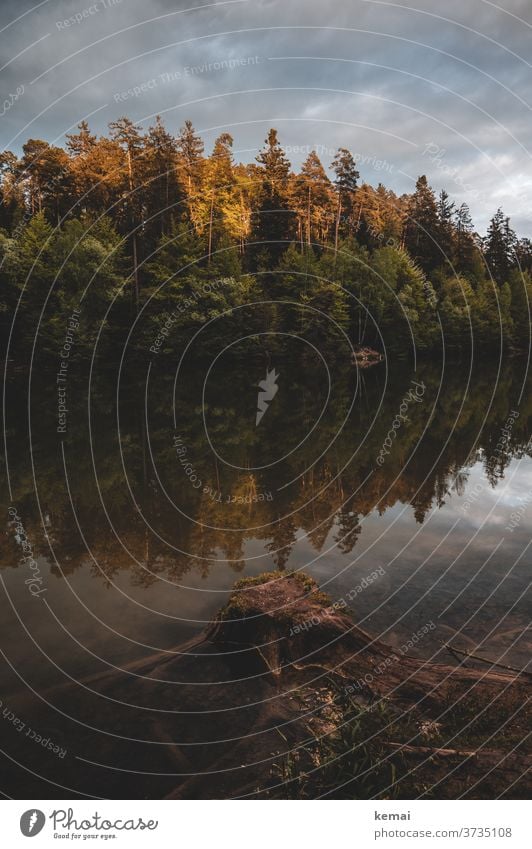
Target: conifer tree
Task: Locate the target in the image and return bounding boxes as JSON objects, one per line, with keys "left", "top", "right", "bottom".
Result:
{"left": 20, "top": 140, "right": 71, "bottom": 222}
{"left": 0, "top": 151, "right": 23, "bottom": 230}
{"left": 66, "top": 121, "right": 97, "bottom": 157}
{"left": 292, "top": 151, "right": 334, "bottom": 248}
{"left": 253, "top": 129, "right": 295, "bottom": 263}
{"left": 255, "top": 128, "right": 291, "bottom": 190}
{"left": 484, "top": 209, "right": 515, "bottom": 285}
{"left": 437, "top": 189, "right": 455, "bottom": 263}
{"left": 514, "top": 237, "right": 532, "bottom": 273}
{"left": 405, "top": 175, "right": 441, "bottom": 273}
{"left": 109, "top": 117, "right": 145, "bottom": 307}
{"left": 332, "top": 147, "right": 359, "bottom": 247}
{"left": 144, "top": 116, "right": 180, "bottom": 237}
{"left": 454, "top": 202, "right": 479, "bottom": 276}
{"left": 176, "top": 120, "right": 205, "bottom": 232}
{"left": 205, "top": 133, "right": 238, "bottom": 259}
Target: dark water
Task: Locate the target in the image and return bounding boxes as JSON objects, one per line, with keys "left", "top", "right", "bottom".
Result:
{"left": 1, "top": 353, "right": 531, "bottom": 795}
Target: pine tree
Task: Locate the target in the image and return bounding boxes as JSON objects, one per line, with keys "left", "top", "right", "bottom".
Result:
{"left": 354, "top": 183, "right": 385, "bottom": 248}
{"left": 0, "top": 151, "right": 23, "bottom": 231}
{"left": 205, "top": 133, "right": 238, "bottom": 259}
{"left": 109, "top": 117, "right": 145, "bottom": 307}
{"left": 20, "top": 140, "right": 71, "bottom": 223}
{"left": 454, "top": 202, "right": 478, "bottom": 274}
{"left": 176, "top": 120, "right": 205, "bottom": 232}
{"left": 437, "top": 189, "right": 455, "bottom": 263}
{"left": 514, "top": 237, "right": 532, "bottom": 273}
{"left": 253, "top": 129, "right": 295, "bottom": 263}
{"left": 484, "top": 209, "right": 515, "bottom": 285}
{"left": 66, "top": 121, "right": 97, "bottom": 157}
{"left": 332, "top": 147, "right": 359, "bottom": 246}
{"left": 292, "top": 151, "right": 334, "bottom": 248}
{"left": 405, "top": 175, "right": 441, "bottom": 272}
{"left": 143, "top": 116, "right": 180, "bottom": 237}
{"left": 68, "top": 135, "right": 123, "bottom": 215}
{"left": 255, "top": 128, "right": 291, "bottom": 190}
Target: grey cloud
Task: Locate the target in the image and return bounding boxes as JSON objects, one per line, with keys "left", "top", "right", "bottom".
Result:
{"left": 1, "top": 0, "right": 532, "bottom": 234}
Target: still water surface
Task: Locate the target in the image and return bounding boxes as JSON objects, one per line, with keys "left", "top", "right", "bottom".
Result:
{"left": 2, "top": 355, "right": 530, "bottom": 698}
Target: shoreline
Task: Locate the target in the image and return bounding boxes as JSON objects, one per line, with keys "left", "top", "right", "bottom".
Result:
{"left": 7, "top": 570, "right": 527, "bottom": 800}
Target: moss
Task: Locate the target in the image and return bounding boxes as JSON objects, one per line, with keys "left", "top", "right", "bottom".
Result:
{"left": 219, "top": 598, "right": 247, "bottom": 620}
{"left": 232, "top": 569, "right": 319, "bottom": 592}
{"left": 218, "top": 570, "right": 332, "bottom": 623}
{"left": 232, "top": 570, "right": 286, "bottom": 590}
{"left": 312, "top": 590, "right": 333, "bottom": 607}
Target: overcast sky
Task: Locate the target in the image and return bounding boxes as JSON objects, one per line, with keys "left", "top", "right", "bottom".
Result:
{"left": 1, "top": 0, "right": 532, "bottom": 234}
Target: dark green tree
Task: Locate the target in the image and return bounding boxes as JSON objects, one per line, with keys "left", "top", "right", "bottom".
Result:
{"left": 405, "top": 175, "right": 441, "bottom": 273}
{"left": 143, "top": 116, "right": 181, "bottom": 238}
{"left": 484, "top": 209, "right": 516, "bottom": 285}
{"left": 331, "top": 147, "right": 359, "bottom": 246}
{"left": 437, "top": 189, "right": 455, "bottom": 264}
{"left": 454, "top": 202, "right": 480, "bottom": 276}
{"left": 109, "top": 117, "right": 145, "bottom": 307}
{"left": 253, "top": 129, "right": 295, "bottom": 264}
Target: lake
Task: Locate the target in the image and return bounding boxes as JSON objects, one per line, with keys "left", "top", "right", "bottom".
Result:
{"left": 1, "top": 353, "right": 531, "bottom": 795}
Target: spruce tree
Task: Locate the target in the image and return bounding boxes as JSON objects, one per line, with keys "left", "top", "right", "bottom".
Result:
{"left": 484, "top": 209, "right": 515, "bottom": 285}
{"left": 255, "top": 128, "right": 291, "bottom": 190}
{"left": 109, "top": 117, "right": 145, "bottom": 307}
{"left": 405, "top": 175, "right": 441, "bottom": 273}
{"left": 454, "top": 203, "right": 476, "bottom": 273}
{"left": 293, "top": 151, "right": 334, "bottom": 247}
{"left": 332, "top": 147, "right": 359, "bottom": 245}
{"left": 206, "top": 133, "right": 238, "bottom": 258}
{"left": 144, "top": 116, "right": 180, "bottom": 237}
{"left": 437, "top": 189, "right": 455, "bottom": 263}
{"left": 253, "top": 129, "right": 295, "bottom": 263}
{"left": 176, "top": 120, "right": 205, "bottom": 231}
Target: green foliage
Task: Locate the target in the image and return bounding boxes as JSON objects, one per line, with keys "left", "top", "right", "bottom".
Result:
{"left": 0, "top": 120, "right": 529, "bottom": 360}
{"left": 271, "top": 697, "right": 424, "bottom": 800}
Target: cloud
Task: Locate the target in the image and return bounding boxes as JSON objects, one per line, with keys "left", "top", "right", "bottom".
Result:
{"left": 1, "top": 0, "right": 531, "bottom": 233}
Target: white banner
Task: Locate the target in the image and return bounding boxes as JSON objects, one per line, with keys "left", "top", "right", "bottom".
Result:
{"left": 1, "top": 800, "right": 529, "bottom": 848}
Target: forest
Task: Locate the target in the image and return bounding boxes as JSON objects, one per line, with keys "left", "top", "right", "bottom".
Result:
{"left": 1, "top": 116, "right": 531, "bottom": 362}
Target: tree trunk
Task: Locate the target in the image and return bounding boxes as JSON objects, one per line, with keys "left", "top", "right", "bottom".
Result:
{"left": 334, "top": 195, "right": 342, "bottom": 260}
{"left": 208, "top": 192, "right": 214, "bottom": 264}
{"left": 307, "top": 185, "right": 311, "bottom": 247}
{"left": 132, "top": 232, "right": 139, "bottom": 311}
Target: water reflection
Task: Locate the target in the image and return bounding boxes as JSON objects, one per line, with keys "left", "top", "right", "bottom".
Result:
{"left": 2, "top": 356, "right": 531, "bottom": 666}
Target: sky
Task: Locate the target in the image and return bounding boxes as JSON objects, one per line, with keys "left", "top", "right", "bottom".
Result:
{"left": 1, "top": 0, "right": 532, "bottom": 235}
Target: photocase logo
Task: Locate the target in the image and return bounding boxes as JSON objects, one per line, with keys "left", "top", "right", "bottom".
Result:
{"left": 256, "top": 367, "right": 279, "bottom": 425}
{"left": 20, "top": 810, "right": 46, "bottom": 837}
